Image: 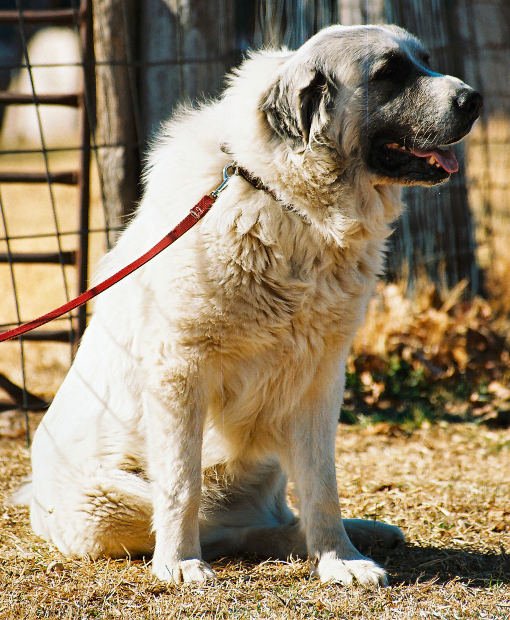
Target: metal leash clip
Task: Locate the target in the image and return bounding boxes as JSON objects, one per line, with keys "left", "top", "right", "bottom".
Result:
{"left": 210, "top": 162, "right": 236, "bottom": 198}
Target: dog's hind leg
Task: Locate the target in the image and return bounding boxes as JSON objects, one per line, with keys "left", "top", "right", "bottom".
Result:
{"left": 30, "top": 468, "right": 155, "bottom": 560}
{"left": 201, "top": 518, "right": 403, "bottom": 561}
{"left": 343, "top": 519, "right": 404, "bottom": 553}
{"left": 201, "top": 520, "right": 305, "bottom": 561}
{"left": 199, "top": 458, "right": 403, "bottom": 561}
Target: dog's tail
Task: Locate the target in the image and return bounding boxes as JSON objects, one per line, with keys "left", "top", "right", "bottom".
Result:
{"left": 8, "top": 478, "right": 32, "bottom": 506}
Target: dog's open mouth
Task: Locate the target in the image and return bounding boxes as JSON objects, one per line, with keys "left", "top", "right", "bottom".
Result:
{"left": 368, "top": 137, "right": 461, "bottom": 185}
{"left": 384, "top": 142, "right": 459, "bottom": 174}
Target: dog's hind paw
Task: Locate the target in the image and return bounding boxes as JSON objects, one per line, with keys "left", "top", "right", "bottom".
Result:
{"left": 152, "top": 558, "right": 217, "bottom": 584}
{"left": 312, "top": 555, "right": 388, "bottom": 588}
{"left": 343, "top": 518, "right": 405, "bottom": 551}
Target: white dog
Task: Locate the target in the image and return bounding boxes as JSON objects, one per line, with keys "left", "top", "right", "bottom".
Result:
{"left": 26, "top": 25, "right": 481, "bottom": 587}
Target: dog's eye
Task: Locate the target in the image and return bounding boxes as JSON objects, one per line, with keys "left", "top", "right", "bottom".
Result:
{"left": 372, "top": 56, "right": 409, "bottom": 81}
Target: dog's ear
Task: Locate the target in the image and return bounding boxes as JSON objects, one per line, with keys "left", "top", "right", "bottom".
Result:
{"left": 298, "top": 70, "right": 331, "bottom": 144}
{"left": 261, "top": 65, "right": 333, "bottom": 147}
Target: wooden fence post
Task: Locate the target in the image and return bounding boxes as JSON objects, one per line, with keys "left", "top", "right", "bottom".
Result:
{"left": 458, "top": 0, "right": 510, "bottom": 274}
{"left": 94, "top": 0, "right": 237, "bottom": 231}
{"left": 139, "top": 0, "right": 236, "bottom": 140}
{"left": 93, "top": 0, "right": 140, "bottom": 233}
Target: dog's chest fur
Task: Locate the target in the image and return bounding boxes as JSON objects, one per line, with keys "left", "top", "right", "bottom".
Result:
{"left": 200, "top": 194, "right": 384, "bottom": 332}
{"left": 179, "top": 200, "right": 385, "bottom": 456}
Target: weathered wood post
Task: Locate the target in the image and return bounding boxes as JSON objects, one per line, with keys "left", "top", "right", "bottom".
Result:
{"left": 139, "top": 0, "right": 236, "bottom": 141}
{"left": 458, "top": 0, "right": 510, "bottom": 276}
{"left": 93, "top": 0, "right": 140, "bottom": 238}
{"left": 94, "top": 0, "right": 237, "bottom": 231}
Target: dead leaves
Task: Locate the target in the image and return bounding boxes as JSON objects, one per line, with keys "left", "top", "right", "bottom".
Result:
{"left": 346, "top": 282, "right": 510, "bottom": 427}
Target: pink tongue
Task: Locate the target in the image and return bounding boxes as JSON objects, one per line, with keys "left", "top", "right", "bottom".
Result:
{"left": 410, "top": 147, "right": 459, "bottom": 174}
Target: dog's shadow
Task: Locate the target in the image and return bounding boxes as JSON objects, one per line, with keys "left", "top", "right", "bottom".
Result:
{"left": 211, "top": 543, "right": 509, "bottom": 587}
{"left": 372, "top": 543, "right": 510, "bottom": 586}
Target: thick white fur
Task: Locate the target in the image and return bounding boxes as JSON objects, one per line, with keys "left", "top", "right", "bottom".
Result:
{"left": 28, "top": 26, "right": 410, "bottom": 587}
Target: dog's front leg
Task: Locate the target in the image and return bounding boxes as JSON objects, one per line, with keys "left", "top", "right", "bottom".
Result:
{"left": 283, "top": 371, "right": 387, "bottom": 588}
{"left": 143, "top": 368, "right": 215, "bottom": 584}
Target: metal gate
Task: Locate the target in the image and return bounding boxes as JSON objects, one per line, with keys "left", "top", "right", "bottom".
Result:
{"left": 0, "top": 1, "right": 93, "bottom": 423}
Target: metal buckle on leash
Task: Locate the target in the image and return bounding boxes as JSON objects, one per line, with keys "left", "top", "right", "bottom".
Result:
{"left": 210, "top": 162, "right": 236, "bottom": 198}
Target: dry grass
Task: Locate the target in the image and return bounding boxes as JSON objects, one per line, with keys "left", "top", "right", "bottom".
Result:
{"left": 1, "top": 422, "right": 508, "bottom": 619}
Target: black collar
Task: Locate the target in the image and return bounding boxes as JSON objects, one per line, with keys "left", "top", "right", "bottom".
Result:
{"left": 234, "top": 164, "right": 312, "bottom": 226}
{"left": 220, "top": 143, "right": 308, "bottom": 221}
{"left": 220, "top": 142, "right": 279, "bottom": 202}
{"left": 234, "top": 164, "right": 280, "bottom": 203}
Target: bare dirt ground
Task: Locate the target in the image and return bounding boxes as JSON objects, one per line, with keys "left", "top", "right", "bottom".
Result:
{"left": 1, "top": 421, "right": 508, "bottom": 619}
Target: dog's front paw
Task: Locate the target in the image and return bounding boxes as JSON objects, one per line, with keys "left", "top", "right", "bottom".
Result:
{"left": 311, "top": 554, "right": 388, "bottom": 587}
{"left": 152, "top": 558, "right": 217, "bottom": 584}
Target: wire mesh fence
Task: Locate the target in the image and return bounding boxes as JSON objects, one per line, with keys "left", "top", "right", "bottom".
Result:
{"left": 0, "top": 0, "right": 508, "bottom": 437}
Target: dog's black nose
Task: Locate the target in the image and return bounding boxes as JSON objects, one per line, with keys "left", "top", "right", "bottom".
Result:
{"left": 454, "top": 88, "right": 483, "bottom": 120}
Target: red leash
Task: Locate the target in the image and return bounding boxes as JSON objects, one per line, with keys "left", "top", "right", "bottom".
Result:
{"left": 0, "top": 164, "right": 234, "bottom": 343}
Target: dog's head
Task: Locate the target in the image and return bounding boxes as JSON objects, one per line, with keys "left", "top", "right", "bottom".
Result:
{"left": 261, "top": 25, "right": 482, "bottom": 186}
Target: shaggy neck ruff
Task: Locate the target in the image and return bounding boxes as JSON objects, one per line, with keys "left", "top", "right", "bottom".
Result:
{"left": 228, "top": 137, "right": 403, "bottom": 250}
